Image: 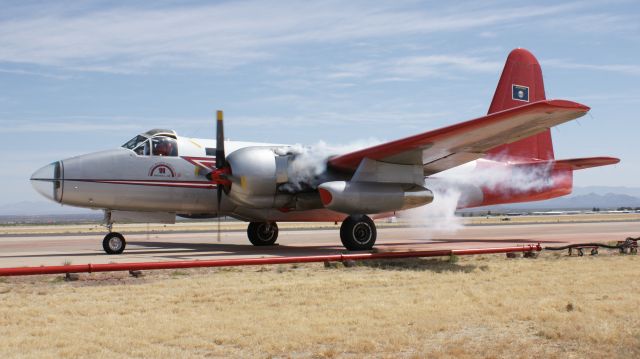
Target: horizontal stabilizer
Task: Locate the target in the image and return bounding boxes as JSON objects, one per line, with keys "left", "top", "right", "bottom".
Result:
{"left": 509, "top": 157, "right": 620, "bottom": 171}
{"left": 552, "top": 157, "right": 620, "bottom": 170}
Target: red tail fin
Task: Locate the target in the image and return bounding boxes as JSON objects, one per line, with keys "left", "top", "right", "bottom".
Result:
{"left": 487, "top": 48, "right": 554, "bottom": 160}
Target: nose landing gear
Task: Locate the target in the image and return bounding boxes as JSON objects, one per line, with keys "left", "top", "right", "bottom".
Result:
{"left": 103, "top": 232, "right": 126, "bottom": 255}
{"left": 102, "top": 218, "right": 126, "bottom": 255}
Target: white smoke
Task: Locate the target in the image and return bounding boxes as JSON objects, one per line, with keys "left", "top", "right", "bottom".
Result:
{"left": 400, "top": 185, "right": 464, "bottom": 234}
{"left": 399, "top": 156, "right": 557, "bottom": 234}
{"left": 468, "top": 154, "right": 555, "bottom": 194}
{"left": 276, "top": 138, "right": 381, "bottom": 192}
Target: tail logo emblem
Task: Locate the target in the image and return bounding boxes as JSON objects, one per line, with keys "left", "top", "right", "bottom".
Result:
{"left": 512, "top": 84, "right": 529, "bottom": 102}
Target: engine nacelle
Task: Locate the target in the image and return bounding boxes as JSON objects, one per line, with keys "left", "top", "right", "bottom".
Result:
{"left": 225, "top": 146, "right": 290, "bottom": 208}
{"left": 317, "top": 181, "right": 434, "bottom": 214}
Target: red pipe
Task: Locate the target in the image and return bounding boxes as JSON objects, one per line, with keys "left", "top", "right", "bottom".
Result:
{"left": 0, "top": 244, "right": 541, "bottom": 277}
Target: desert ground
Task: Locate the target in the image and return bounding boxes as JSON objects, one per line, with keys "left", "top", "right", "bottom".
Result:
{"left": 0, "top": 216, "right": 639, "bottom": 358}
{"left": 0, "top": 252, "right": 638, "bottom": 358}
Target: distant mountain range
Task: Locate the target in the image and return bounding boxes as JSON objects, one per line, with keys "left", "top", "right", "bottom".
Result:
{"left": 2, "top": 186, "right": 639, "bottom": 216}
{"left": 571, "top": 186, "right": 640, "bottom": 198}
{"left": 489, "top": 192, "right": 640, "bottom": 211}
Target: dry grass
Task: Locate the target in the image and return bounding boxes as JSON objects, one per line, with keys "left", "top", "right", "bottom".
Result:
{"left": 0, "top": 253, "right": 638, "bottom": 358}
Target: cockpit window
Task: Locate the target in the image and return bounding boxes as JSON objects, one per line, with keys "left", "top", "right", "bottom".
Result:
{"left": 134, "top": 140, "right": 150, "bottom": 156}
{"left": 122, "top": 135, "right": 148, "bottom": 150}
{"left": 122, "top": 134, "right": 177, "bottom": 156}
{"left": 151, "top": 136, "right": 178, "bottom": 156}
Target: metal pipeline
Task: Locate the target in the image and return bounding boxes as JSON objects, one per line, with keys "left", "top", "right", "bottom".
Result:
{"left": 0, "top": 244, "right": 541, "bottom": 277}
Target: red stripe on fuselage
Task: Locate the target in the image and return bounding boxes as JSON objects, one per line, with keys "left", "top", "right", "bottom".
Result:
{"left": 181, "top": 156, "right": 217, "bottom": 170}
{"left": 66, "top": 179, "right": 217, "bottom": 189}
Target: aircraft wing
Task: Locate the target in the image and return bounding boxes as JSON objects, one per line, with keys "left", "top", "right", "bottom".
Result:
{"left": 327, "top": 100, "right": 590, "bottom": 176}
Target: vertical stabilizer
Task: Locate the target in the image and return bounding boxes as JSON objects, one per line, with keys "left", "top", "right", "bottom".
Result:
{"left": 487, "top": 48, "right": 554, "bottom": 160}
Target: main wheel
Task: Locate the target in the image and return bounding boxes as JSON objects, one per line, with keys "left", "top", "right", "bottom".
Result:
{"left": 247, "top": 222, "right": 279, "bottom": 246}
{"left": 340, "top": 215, "right": 377, "bottom": 251}
{"left": 103, "top": 232, "right": 126, "bottom": 255}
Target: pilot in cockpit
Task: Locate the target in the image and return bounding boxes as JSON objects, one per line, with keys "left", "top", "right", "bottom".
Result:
{"left": 152, "top": 137, "right": 177, "bottom": 156}
{"left": 122, "top": 130, "right": 178, "bottom": 157}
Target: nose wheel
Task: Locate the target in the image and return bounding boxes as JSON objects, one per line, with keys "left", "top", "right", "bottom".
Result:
{"left": 247, "top": 222, "right": 279, "bottom": 246}
{"left": 103, "top": 232, "right": 126, "bottom": 254}
{"left": 340, "top": 215, "right": 377, "bottom": 251}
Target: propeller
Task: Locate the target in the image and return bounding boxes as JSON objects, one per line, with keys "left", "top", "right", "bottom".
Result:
{"left": 206, "top": 110, "right": 231, "bottom": 241}
{"left": 204, "top": 110, "right": 242, "bottom": 241}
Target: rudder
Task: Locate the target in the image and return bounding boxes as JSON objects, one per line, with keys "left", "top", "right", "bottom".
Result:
{"left": 487, "top": 48, "right": 554, "bottom": 160}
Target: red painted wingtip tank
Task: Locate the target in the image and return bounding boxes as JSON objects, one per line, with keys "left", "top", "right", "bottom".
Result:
{"left": 31, "top": 48, "right": 620, "bottom": 253}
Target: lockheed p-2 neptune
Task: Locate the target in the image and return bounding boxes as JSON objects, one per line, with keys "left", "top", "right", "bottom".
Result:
{"left": 31, "top": 49, "right": 619, "bottom": 254}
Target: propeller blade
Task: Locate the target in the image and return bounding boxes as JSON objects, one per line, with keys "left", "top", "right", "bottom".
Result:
{"left": 216, "top": 110, "right": 226, "bottom": 169}
{"left": 217, "top": 184, "right": 222, "bottom": 242}
{"left": 215, "top": 110, "right": 225, "bottom": 242}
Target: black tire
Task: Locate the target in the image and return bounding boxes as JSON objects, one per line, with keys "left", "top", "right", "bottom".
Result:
{"left": 103, "top": 232, "right": 126, "bottom": 255}
{"left": 247, "top": 222, "right": 279, "bottom": 246}
{"left": 340, "top": 215, "right": 377, "bottom": 251}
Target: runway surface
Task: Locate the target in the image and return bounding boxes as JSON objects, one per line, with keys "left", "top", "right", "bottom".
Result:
{"left": 1, "top": 221, "right": 639, "bottom": 267}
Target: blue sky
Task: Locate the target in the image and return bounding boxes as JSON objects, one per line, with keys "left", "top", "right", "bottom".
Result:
{"left": 1, "top": 0, "right": 639, "bottom": 206}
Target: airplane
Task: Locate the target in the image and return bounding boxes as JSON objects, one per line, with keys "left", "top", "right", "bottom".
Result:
{"left": 30, "top": 48, "right": 619, "bottom": 255}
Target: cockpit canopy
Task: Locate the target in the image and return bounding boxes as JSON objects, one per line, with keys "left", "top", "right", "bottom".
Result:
{"left": 122, "top": 129, "right": 178, "bottom": 157}
{"left": 143, "top": 129, "right": 177, "bottom": 138}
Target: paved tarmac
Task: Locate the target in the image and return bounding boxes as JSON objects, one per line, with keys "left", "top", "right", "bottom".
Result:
{"left": 1, "top": 221, "right": 639, "bottom": 267}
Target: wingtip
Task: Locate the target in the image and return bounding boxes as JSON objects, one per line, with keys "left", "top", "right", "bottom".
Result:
{"left": 588, "top": 156, "right": 621, "bottom": 166}
{"left": 544, "top": 99, "right": 590, "bottom": 112}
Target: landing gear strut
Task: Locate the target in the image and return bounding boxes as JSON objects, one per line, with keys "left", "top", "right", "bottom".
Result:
{"left": 247, "top": 222, "right": 279, "bottom": 246}
{"left": 103, "top": 232, "right": 126, "bottom": 255}
{"left": 340, "top": 215, "right": 377, "bottom": 251}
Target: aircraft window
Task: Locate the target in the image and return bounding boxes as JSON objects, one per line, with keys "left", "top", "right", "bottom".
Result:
{"left": 122, "top": 135, "right": 148, "bottom": 150}
{"left": 152, "top": 136, "right": 178, "bottom": 157}
{"left": 205, "top": 148, "right": 215, "bottom": 156}
{"left": 133, "top": 140, "right": 150, "bottom": 156}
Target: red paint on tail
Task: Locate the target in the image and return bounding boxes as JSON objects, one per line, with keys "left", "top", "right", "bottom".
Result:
{"left": 487, "top": 48, "right": 554, "bottom": 160}
{"left": 465, "top": 48, "right": 619, "bottom": 208}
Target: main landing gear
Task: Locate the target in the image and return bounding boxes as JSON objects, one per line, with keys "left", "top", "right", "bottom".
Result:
{"left": 244, "top": 216, "right": 377, "bottom": 251}
{"left": 247, "top": 222, "right": 279, "bottom": 246}
{"left": 340, "top": 214, "right": 377, "bottom": 251}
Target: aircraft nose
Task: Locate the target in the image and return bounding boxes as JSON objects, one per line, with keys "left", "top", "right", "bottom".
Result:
{"left": 30, "top": 161, "right": 63, "bottom": 202}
